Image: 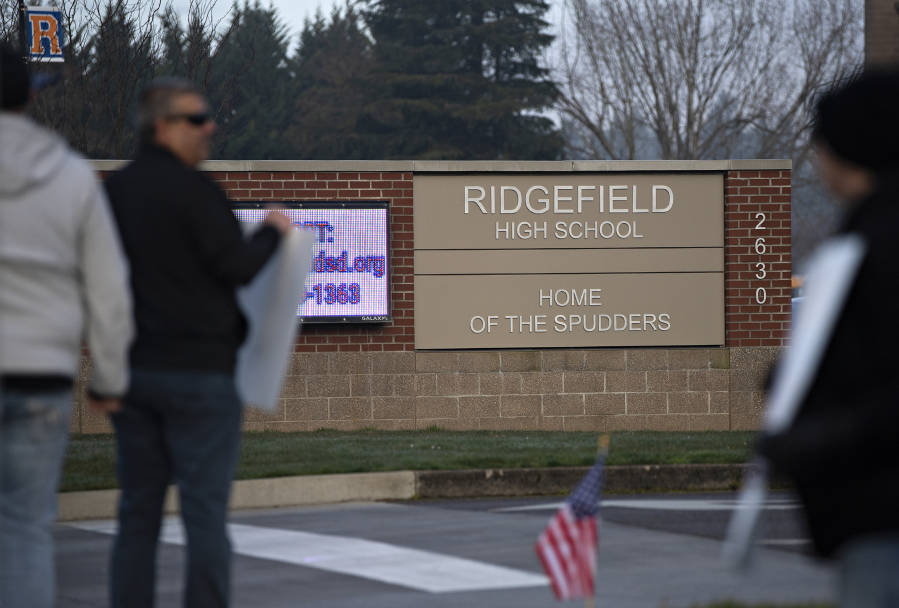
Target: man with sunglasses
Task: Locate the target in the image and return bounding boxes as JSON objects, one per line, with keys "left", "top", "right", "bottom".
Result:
{"left": 103, "top": 78, "right": 291, "bottom": 608}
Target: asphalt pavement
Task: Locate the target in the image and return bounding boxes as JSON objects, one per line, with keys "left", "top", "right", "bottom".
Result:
{"left": 56, "top": 491, "right": 835, "bottom": 608}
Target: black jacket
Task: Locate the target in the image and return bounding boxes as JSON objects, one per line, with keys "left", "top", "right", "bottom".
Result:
{"left": 105, "top": 144, "right": 280, "bottom": 374}
{"left": 762, "top": 169, "right": 899, "bottom": 557}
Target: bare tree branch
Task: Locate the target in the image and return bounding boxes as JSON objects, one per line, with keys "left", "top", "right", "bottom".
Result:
{"left": 555, "top": 0, "right": 862, "bottom": 267}
{"left": 556, "top": 0, "right": 861, "bottom": 162}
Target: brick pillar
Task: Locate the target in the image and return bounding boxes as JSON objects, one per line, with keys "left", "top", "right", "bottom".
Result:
{"left": 866, "top": 0, "right": 899, "bottom": 68}
{"left": 724, "top": 170, "right": 792, "bottom": 348}
{"left": 724, "top": 169, "right": 791, "bottom": 430}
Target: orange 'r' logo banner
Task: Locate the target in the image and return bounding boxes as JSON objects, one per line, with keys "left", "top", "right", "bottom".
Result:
{"left": 29, "top": 14, "right": 62, "bottom": 56}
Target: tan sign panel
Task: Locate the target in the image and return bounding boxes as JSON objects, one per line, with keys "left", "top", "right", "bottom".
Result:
{"left": 415, "top": 248, "right": 724, "bottom": 275}
{"left": 415, "top": 273, "right": 724, "bottom": 349}
{"left": 414, "top": 173, "right": 723, "bottom": 249}
{"left": 413, "top": 172, "right": 724, "bottom": 349}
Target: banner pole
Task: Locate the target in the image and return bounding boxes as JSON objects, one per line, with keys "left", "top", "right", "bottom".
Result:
{"left": 18, "top": 1, "right": 27, "bottom": 62}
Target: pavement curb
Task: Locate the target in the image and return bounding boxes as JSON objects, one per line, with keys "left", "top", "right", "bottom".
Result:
{"left": 414, "top": 463, "right": 756, "bottom": 499}
{"left": 57, "top": 471, "right": 416, "bottom": 522}
{"left": 57, "top": 463, "right": 786, "bottom": 522}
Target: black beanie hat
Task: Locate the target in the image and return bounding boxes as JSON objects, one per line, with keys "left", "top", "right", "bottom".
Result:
{"left": 813, "top": 69, "right": 899, "bottom": 173}
{"left": 1, "top": 44, "right": 31, "bottom": 110}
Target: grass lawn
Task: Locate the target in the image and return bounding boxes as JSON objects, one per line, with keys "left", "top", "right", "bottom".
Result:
{"left": 692, "top": 604, "right": 831, "bottom": 608}
{"left": 692, "top": 604, "right": 832, "bottom": 608}
{"left": 61, "top": 429, "right": 757, "bottom": 493}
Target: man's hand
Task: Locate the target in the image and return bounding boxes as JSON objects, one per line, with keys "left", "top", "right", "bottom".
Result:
{"left": 263, "top": 209, "right": 292, "bottom": 234}
{"left": 89, "top": 397, "right": 122, "bottom": 414}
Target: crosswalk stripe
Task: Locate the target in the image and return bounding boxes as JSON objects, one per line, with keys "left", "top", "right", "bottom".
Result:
{"left": 70, "top": 518, "right": 549, "bottom": 594}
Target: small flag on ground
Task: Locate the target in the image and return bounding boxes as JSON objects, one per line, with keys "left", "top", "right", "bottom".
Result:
{"left": 535, "top": 435, "right": 608, "bottom": 601}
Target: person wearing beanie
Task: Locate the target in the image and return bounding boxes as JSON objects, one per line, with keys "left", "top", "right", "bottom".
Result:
{"left": 758, "top": 69, "right": 899, "bottom": 608}
{"left": 0, "top": 44, "right": 134, "bottom": 608}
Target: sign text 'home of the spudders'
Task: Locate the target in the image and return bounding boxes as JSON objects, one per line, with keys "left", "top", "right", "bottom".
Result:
{"left": 413, "top": 173, "right": 725, "bottom": 349}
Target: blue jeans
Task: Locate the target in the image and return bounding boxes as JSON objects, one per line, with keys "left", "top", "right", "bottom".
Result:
{"left": 0, "top": 388, "right": 72, "bottom": 608}
{"left": 110, "top": 369, "right": 242, "bottom": 608}
{"left": 839, "top": 533, "right": 899, "bottom": 608}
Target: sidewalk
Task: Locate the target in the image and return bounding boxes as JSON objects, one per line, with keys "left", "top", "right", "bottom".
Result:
{"left": 57, "top": 462, "right": 787, "bottom": 521}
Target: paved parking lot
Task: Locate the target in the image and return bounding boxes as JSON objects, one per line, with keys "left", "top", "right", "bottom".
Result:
{"left": 57, "top": 491, "right": 835, "bottom": 607}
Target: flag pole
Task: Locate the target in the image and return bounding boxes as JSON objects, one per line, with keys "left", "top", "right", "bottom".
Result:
{"left": 597, "top": 433, "right": 610, "bottom": 455}
{"left": 588, "top": 434, "right": 610, "bottom": 608}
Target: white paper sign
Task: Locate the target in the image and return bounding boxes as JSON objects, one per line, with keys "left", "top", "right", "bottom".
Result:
{"left": 235, "top": 230, "right": 315, "bottom": 411}
{"left": 723, "top": 233, "right": 867, "bottom": 566}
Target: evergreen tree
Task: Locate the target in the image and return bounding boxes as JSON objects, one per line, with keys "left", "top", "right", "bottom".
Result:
{"left": 30, "top": 20, "right": 99, "bottom": 154}
{"left": 358, "top": 0, "right": 562, "bottom": 160}
{"left": 159, "top": 7, "right": 188, "bottom": 78}
{"left": 58, "top": 0, "right": 156, "bottom": 158}
{"left": 286, "top": 5, "right": 374, "bottom": 159}
{"left": 206, "top": 0, "right": 294, "bottom": 159}
{"left": 77, "top": 0, "right": 157, "bottom": 157}
{"left": 158, "top": 5, "right": 216, "bottom": 83}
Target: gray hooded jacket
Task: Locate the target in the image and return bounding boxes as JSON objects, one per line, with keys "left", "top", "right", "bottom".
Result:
{"left": 0, "top": 112, "right": 133, "bottom": 397}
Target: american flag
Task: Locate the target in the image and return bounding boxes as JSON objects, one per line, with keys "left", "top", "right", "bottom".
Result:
{"left": 535, "top": 442, "right": 607, "bottom": 600}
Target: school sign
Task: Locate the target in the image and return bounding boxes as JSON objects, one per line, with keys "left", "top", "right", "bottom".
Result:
{"left": 82, "top": 159, "right": 790, "bottom": 434}
{"left": 414, "top": 173, "right": 725, "bottom": 349}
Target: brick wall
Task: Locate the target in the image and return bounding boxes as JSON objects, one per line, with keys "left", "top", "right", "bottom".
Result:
{"left": 208, "top": 168, "right": 793, "bottom": 352}
{"left": 74, "top": 347, "right": 779, "bottom": 433}
{"left": 73, "top": 161, "right": 789, "bottom": 434}
{"left": 724, "top": 170, "right": 792, "bottom": 347}
{"left": 245, "top": 349, "right": 737, "bottom": 432}
{"left": 214, "top": 170, "right": 415, "bottom": 352}
{"left": 866, "top": 0, "right": 899, "bottom": 68}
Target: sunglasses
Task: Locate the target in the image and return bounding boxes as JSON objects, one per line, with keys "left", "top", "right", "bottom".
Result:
{"left": 167, "top": 112, "right": 213, "bottom": 126}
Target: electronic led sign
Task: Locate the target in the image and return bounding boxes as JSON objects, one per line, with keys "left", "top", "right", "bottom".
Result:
{"left": 234, "top": 202, "right": 390, "bottom": 323}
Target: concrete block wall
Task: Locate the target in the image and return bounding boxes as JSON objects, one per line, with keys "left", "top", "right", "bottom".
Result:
{"left": 267, "top": 347, "right": 782, "bottom": 433}
{"left": 74, "top": 347, "right": 780, "bottom": 433}
{"left": 74, "top": 160, "right": 791, "bottom": 434}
